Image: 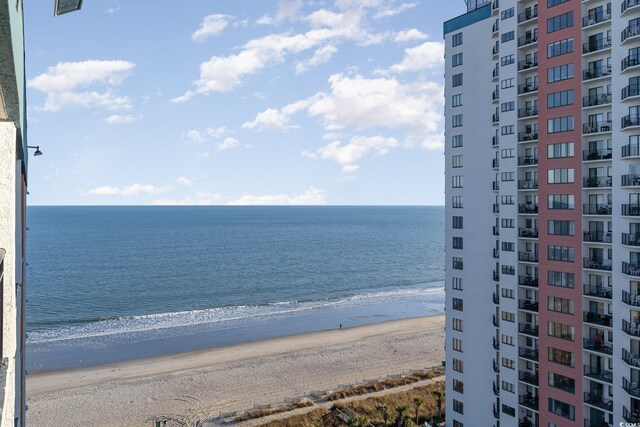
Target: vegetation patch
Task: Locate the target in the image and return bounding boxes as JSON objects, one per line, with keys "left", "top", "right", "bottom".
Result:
{"left": 233, "top": 399, "right": 314, "bottom": 422}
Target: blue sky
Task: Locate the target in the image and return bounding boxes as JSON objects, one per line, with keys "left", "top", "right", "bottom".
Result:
{"left": 24, "top": 0, "right": 465, "bottom": 205}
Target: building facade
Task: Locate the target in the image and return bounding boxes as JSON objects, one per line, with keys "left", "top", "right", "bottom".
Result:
{"left": 0, "top": 0, "right": 28, "bottom": 425}
{"left": 445, "top": 0, "right": 640, "bottom": 426}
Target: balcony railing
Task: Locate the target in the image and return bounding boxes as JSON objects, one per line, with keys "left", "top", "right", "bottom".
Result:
{"left": 623, "top": 262, "right": 640, "bottom": 277}
{"left": 518, "top": 58, "right": 538, "bottom": 71}
{"left": 519, "top": 347, "right": 539, "bottom": 361}
{"left": 519, "top": 275, "right": 538, "bottom": 287}
{"left": 583, "top": 231, "right": 612, "bottom": 243}
{"left": 520, "top": 228, "right": 538, "bottom": 238}
{"left": 518, "top": 132, "right": 538, "bottom": 142}
{"left": 582, "top": 11, "right": 611, "bottom": 28}
{"left": 584, "top": 65, "right": 612, "bottom": 81}
{"left": 622, "top": 319, "right": 640, "bottom": 336}
{"left": 583, "top": 121, "right": 612, "bottom": 134}
{"left": 622, "top": 348, "right": 640, "bottom": 368}
{"left": 624, "top": 406, "right": 640, "bottom": 424}
{"left": 583, "top": 284, "right": 612, "bottom": 299}
{"left": 622, "top": 0, "right": 640, "bottom": 15}
{"left": 518, "top": 156, "right": 538, "bottom": 166}
{"left": 492, "top": 67, "right": 499, "bottom": 79}
{"left": 492, "top": 315, "right": 499, "bottom": 327}
{"left": 493, "top": 360, "right": 500, "bottom": 374}
{"left": 623, "top": 84, "right": 640, "bottom": 100}
{"left": 493, "top": 248, "right": 500, "bottom": 259}
{"left": 623, "top": 174, "right": 640, "bottom": 187}
{"left": 492, "top": 112, "right": 499, "bottom": 123}
{"left": 519, "top": 371, "right": 538, "bottom": 386}
{"left": 583, "top": 176, "right": 612, "bottom": 188}
{"left": 492, "top": 135, "right": 499, "bottom": 146}
{"left": 492, "top": 158, "right": 499, "bottom": 168}
{"left": 519, "top": 394, "right": 539, "bottom": 411}
{"left": 584, "top": 392, "right": 613, "bottom": 411}
{"left": 492, "top": 381, "right": 500, "bottom": 396}
{"left": 583, "top": 38, "right": 611, "bottom": 54}
{"left": 518, "top": 179, "right": 538, "bottom": 190}
{"left": 623, "top": 377, "right": 640, "bottom": 398}
{"left": 492, "top": 44, "right": 500, "bottom": 55}
{"left": 519, "top": 204, "right": 538, "bottom": 214}
{"left": 622, "top": 204, "right": 640, "bottom": 216}
{"left": 518, "top": 9, "right": 538, "bottom": 23}
{"left": 624, "top": 291, "right": 640, "bottom": 306}
{"left": 583, "top": 93, "right": 611, "bottom": 107}
{"left": 622, "top": 114, "right": 640, "bottom": 129}
{"left": 622, "top": 54, "right": 640, "bottom": 71}
{"left": 492, "top": 89, "right": 499, "bottom": 100}
{"left": 583, "top": 338, "right": 613, "bottom": 355}
{"left": 584, "top": 421, "right": 612, "bottom": 427}
{"left": 623, "top": 143, "right": 640, "bottom": 158}
{"left": 583, "top": 311, "right": 612, "bottom": 327}
{"left": 583, "top": 257, "right": 612, "bottom": 271}
{"left": 584, "top": 365, "right": 613, "bottom": 383}
{"left": 519, "top": 322, "right": 539, "bottom": 337}
{"left": 622, "top": 23, "right": 640, "bottom": 43}
{"left": 518, "top": 34, "right": 538, "bottom": 48}
{"left": 518, "top": 83, "right": 538, "bottom": 94}
{"left": 493, "top": 270, "right": 499, "bottom": 281}
{"left": 493, "top": 336, "right": 500, "bottom": 350}
{"left": 492, "top": 181, "right": 499, "bottom": 191}
{"left": 518, "top": 107, "right": 538, "bottom": 118}
{"left": 583, "top": 204, "right": 611, "bottom": 215}
{"left": 492, "top": 203, "right": 500, "bottom": 213}
{"left": 492, "top": 226, "right": 500, "bottom": 236}
{"left": 623, "top": 233, "right": 640, "bottom": 247}
{"left": 583, "top": 149, "right": 612, "bottom": 161}
{"left": 519, "top": 299, "right": 538, "bottom": 312}
{"left": 519, "top": 252, "right": 538, "bottom": 263}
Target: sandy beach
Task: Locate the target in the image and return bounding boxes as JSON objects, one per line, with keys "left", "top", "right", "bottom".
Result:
{"left": 27, "top": 315, "right": 444, "bottom": 427}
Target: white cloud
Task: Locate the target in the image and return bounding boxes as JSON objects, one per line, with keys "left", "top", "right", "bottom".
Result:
{"left": 153, "top": 191, "right": 223, "bottom": 206}
{"left": 295, "top": 45, "right": 338, "bottom": 74}
{"left": 206, "top": 126, "right": 231, "bottom": 138}
{"left": 88, "top": 183, "right": 169, "bottom": 197}
{"left": 217, "top": 137, "right": 240, "bottom": 151}
{"left": 302, "top": 135, "right": 399, "bottom": 172}
{"left": 196, "top": 152, "right": 211, "bottom": 158}
{"left": 105, "top": 6, "right": 121, "bottom": 15}
{"left": 257, "top": 0, "right": 303, "bottom": 25}
{"left": 105, "top": 114, "right": 136, "bottom": 124}
{"left": 386, "top": 41, "right": 444, "bottom": 74}
{"left": 185, "top": 130, "right": 206, "bottom": 143}
{"left": 394, "top": 28, "right": 428, "bottom": 43}
{"left": 373, "top": 2, "right": 418, "bottom": 19}
{"left": 227, "top": 187, "right": 325, "bottom": 205}
{"left": 177, "top": 177, "right": 192, "bottom": 187}
{"left": 28, "top": 60, "right": 135, "bottom": 112}
{"left": 192, "top": 14, "right": 231, "bottom": 41}
{"left": 242, "top": 108, "right": 290, "bottom": 131}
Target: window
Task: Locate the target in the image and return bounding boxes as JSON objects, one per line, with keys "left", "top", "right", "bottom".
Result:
{"left": 547, "top": 12, "right": 573, "bottom": 33}
{"left": 501, "top": 55, "right": 514, "bottom": 66}
{"left": 548, "top": 296, "right": 574, "bottom": 314}
{"left": 501, "top": 102, "right": 514, "bottom": 112}
{"left": 547, "top": 195, "right": 574, "bottom": 210}
{"left": 547, "top": 90, "right": 574, "bottom": 108}
{"left": 501, "top": 196, "right": 514, "bottom": 205}
{"left": 452, "top": 73, "right": 463, "bottom": 87}
{"left": 501, "top": 172, "right": 514, "bottom": 181}
{"left": 547, "top": 38, "right": 574, "bottom": 58}
{"left": 501, "top": 125, "right": 514, "bottom": 135}
{"left": 452, "top": 32, "right": 463, "bottom": 47}
{"left": 501, "top": 148, "right": 514, "bottom": 157}
{"left": 453, "top": 421, "right": 463, "bottom": 427}
{"left": 502, "top": 381, "right": 514, "bottom": 393}
{"left": 501, "top": 78, "right": 515, "bottom": 89}
{"left": 548, "top": 142, "right": 574, "bottom": 158}
{"left": 452, "top": 257, "right": 463, "bottom": 270}
{"left": 452, "top": 175, "right": 463, "bottom": 188}
{"left": 502, "top": 311, "right": 515, "bottom": 322}
{"left": 452, "top": 53, "right": 463, "bottom": 67}
{"left": 501, "top": 333, "right": 514, "bottom": 344}
{"left": 501, "top": 357, "right": 515, "bottom": 369}
{"left": 548, "top": 398, "right": 575, "bottom": 420}
{"left": 501, "top": 218, "right": 514, "bottom": 228}
{"left": 452, "top": 318, "right": 463, "bottom": 331}
{"left": 501, "top": 31, "right": 514, "bottom": 43}
{"left": 452, "top": 378, "right": 464, "bottom": 393}
{"left": 548, "top": 321, "right": 575, "bottom": 341}
{"left": 548, "top": 270, "right": 574, "bottom": 288}
{"left": 452, "top": 216, "right": 463, "bottom": 229}
{"left": 547, "top": 116, "right": 574, "bottom": 133}
{"left": 452, "top": 337, "right": 463, "bottom": 351}
{"left": 452, "top": 196, "right": 463, "bottom": 208}
{"left": 501, "top": 8, "right": 514, "bottom": 20}
{"left": 549, "top": 372, "right": 575, "bottom": 393}
{"left": 502, "top": 265, "right": 515, "bottom": 275}
{"left": 452, "top": 358, "right": 463, "bottom": 373}
{"left": 452, "top": 277, "right": 463, "bottom": 290}
{"left": 548, "top": 220, "right": 574, "bottom": 235}
{"left": 452, "top": 114, "right": 463, "bottom": 128}
{"left": 452, "top": 135, "right": 463, "bottom": 148}
{"left": 548, "top": 245, "right": 575, "bottom": 262}
{"left": 547, "top": 168, "right": 574, "bottom": 183}
{"left": 502, "top": 242, "right": 515, "bottom": 252}
{"left": 452, "top": 298, "right": 463, "bottom": 311}
{"left": 501, "top": 288, "right": 514, "bottom": 299}
{"left": 452, "top": 155, "right": 463, "bottom": 168}
{"left": 547, "top": 64, "right": 574, "bottom": 83}
{"left": 452, "top": 94, "right": 463, "bottom": 107}
{"left": 501, "top": 405, "right": 515, "bottom": 417}
{"left": 453, "top": 236, "right": 463, "bottom": 249}
{"left": 453, "top": 400, "right": 464, "bottom": 415}
{"left": 549, "top": 347, "right": 575, "bottom": 367}
{"left": 548, "top": 0, "right": 569, "bottom": 7}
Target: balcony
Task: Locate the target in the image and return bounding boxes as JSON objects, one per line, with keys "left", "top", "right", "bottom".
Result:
{"left": 583, "top": 93, "right": 611, "bottom": 108}
{"left": 492, "top": 112, "right": 499, "bottom": 123}
{"left": 518, "top": 8, "right": 538, "bottom": 23}
{"left": 519, "top": 204, "right": 538, "bottom": 214}
{"left": 492, "top": 67, "right": 499, "bottom": 79}
{"left": 492, "top": 381, "right": 500, "bottom": 396}
{"left": 622, "top": 319, "right": 640, "bottom": 337}
{"left": 492, "top": 135, "right": 499, "bottom": 146}
{"left": 493, "top": 359, "right": 500, "bottom": 374}
{"left": 622, "top": 54, "right": 640, "bottom": 72}
{"left": 623, "top": 204, "right": 640, "bottom": 216}
{"left": 583, "top": 204, "right": 611, "bottom": 215}
{"left": 518, "top": 58, "right": 538, "bottom": 71}
{"left": 492, "top": 158, "right": 499, "bottom": 169}
{"left": 518, "top": 34, "right": 538, "bottom": 48}
{"left": 583, "top": 176, "right": 612, "bottom": 188}
{"left": 622, "top": 114, "right": 640, "bottom": 129}
{"left": 622, "top": 0, "right": 640, "bottom": 15}
{"left": 492, "top": 44, "right": 500, "bottom": 55}
{"left": 623, "top": 84, "right": 640, "bottom": 100}
{"left": 622, "top": 23, "right": 640, "bottom": 44}
{"left": 492, "top": 20, "right": 499, "bottom": 33}
{"left": 584, "top": 65, "right": 611, "bottom": 81}
{"left": 583, "top": 121, "right": 612, "bottom": 134}
{"left": 623, "top": 233, "right": 640, "bottom": 247}
{"left": 583, "top": 338, "right": 613, "bottom": 355}
{"left": 519, "top": 252, "right": 538, "bottom": 263}
{"left": 623, "top": 143, "right": 640, "bottom": 158}
{"left": 519, "top": 322, "right": 539, "bottom": 337}
{"left": 624, "top": 406, "right": 640, "bottom": 424}
{"left": 519, "top": 275, "right": 538, "bottom": 287}
{"left": 492, "top": 89, "right": 499, "bottom": 101}
{"left": 583, "top": 231, "right": 612, "bottom": 243}
{"left": 584, "top": 421, "right": 612, "bottom": 427}
{"left": 623, "top": 377, "right": 640, "bottom": 398}
{"left": 492, "top": 181, "right": 499, "bottom": 191}
{"left": 492, "top": 314, "right": 499, "bottom": 327}
{"left": 583, "top": 257, "right": 612, "bottom": 271}
{"left": 584, "top": 365, "right": 613, "bottom": 383}
{"left": 518, "top": 107, "right": 538, "bottom": 119}
{"left": 518, "top": 179, "right": 538, "bottom": 190}
{"left": 623, "top": 174, "right": 640, "bottom": 187}
{"left": 493, "top": 226, "right": 500, "bottom": 236}
{"left": 493, "top": 336, "right": 500, "bottom": 350}
{"left": 622, "top": 348, "right": 640, "bottom": 368}
{"left": 493, "top": 292, "right": 500, "bottom": 304}
{"left": 518, "top": 83, "right": 538, "bottom": 94}
{"left": 624, "top": 291, "right": 640, "bottom": 307}
{"left": 519, "top": 371, "right": 538, "bottom": 386}
{"left": 583, "top": 284, "right": 612, "bottom": 299}
{"left": 582, "top": 39, "right": 611, "bottom": 54}
{"left": 493, "top": 248, "right": 500, "bottom": 259}
{"left": 582, "top": 11, "right": 611, "bottom": 28}
{"left": 520, "top": 228, "right": 538, "bottom": 238}
{"left": 584, "top": 392, "right": 613, "bottom": 412}
{"left": 518, "top": 156, "right": 538, "bottom": 166}
{"left": 493, "top": 270, "right": 499, "bottom": 281}
{"left": 493, "top": 203, "right": 500, "bottom": 213}
{"left": 519, "top": 394, "right": 539, "bottom": 411}
{"left": 623, "top": 262, "right": 640, "bottom": 277}
{"left": 520, "top": 418, "right": 537, "bottom": 427}
{"left": 583, "top": 149, "right": 612, "bottom": 161}
{"left": 519, "top": 347, "right": 539, "bottom": 361}
{"left": 583, "top": 311, "right": 612, "bottom": 327}
{"left": 519, "top": 299, "right": 538, "bottom": 312}
{"left": 518, "top": 132, "right": 538, "bottom": 142}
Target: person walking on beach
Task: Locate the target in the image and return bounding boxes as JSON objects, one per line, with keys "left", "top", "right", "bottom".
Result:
{"left": 339, "top": 323, "right": 342, "bottom": 330}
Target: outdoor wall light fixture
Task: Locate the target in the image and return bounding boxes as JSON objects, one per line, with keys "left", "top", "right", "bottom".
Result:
{"left": 54, "top": 0, "right": 83, "bottom": 16}
{"left": 27, "top": 146, "right": 43, "bottom": 156}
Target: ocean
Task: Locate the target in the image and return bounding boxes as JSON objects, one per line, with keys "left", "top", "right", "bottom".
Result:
{"left": 25, "top": 206, "right": 444, "bottom": 372}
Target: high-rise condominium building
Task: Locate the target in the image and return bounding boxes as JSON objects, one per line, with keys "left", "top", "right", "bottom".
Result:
{"left": 444, "top": 0, "right": 640, "bottom": 426}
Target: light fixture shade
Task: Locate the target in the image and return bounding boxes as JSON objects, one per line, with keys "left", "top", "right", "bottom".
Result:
{"left": 54, "top": 0, "right": 83, "bottom": 16}
{"left": 34, "top": 148, "right": 43, "bottom": 156}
